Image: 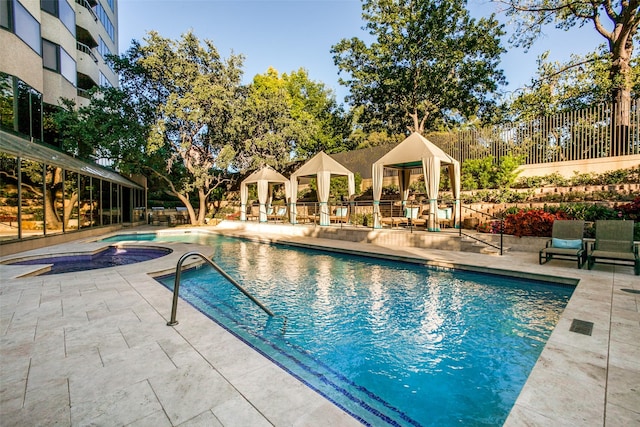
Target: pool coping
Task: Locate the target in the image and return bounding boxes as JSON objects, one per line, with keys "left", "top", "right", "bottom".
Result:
{"left": 0, "top": 225, "right": 638, "bottom": 425}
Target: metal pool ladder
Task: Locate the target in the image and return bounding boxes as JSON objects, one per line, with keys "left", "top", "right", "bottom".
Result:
{"left": 167, "top": 251, "right": 276, "bottom": 326}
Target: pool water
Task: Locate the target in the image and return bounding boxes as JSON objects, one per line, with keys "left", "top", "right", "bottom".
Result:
{"left": 9, "top": 246, "right": 171, "bottom": 275}
{"left": 143, "top": 232, "right": 573, "bottom": 426}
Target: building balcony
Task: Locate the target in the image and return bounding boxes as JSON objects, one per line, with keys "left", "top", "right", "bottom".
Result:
{"left": 75, "top": 0, "right": 100, "bottom": 45}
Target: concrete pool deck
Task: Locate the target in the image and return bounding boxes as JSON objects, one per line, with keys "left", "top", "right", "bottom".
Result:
{"left": 0, "top": 223, "right": 638, "bottom": 426}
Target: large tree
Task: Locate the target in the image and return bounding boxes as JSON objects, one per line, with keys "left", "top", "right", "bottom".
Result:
{"left": 502, "top": 0, "right": 639, "bottom": 138}
{"left": 231, "top": 67, "right": 351, "bottom": 172}
{"left": 114, "top": 31, "right": 243, "bottom": 225}
{"left": 231, "top": 67, "right": 300, "bottom": 172}
{"left": 332, "top": 0, "right": 506, "bottom": 134}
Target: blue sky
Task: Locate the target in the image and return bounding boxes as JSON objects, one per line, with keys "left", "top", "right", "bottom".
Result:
{"left": 118, "top": 0, "right": 605, "bottom": 104}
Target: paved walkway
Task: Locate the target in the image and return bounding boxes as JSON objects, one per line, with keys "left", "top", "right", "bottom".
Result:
{"left": 0, "top": 224, "right": 638, "bottom": 426}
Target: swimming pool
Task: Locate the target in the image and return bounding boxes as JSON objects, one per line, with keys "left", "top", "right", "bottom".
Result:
{"left": 115, "top": 232, "right": 573, "bottom": 426}
{"left": 8, "top": 246, "right": 172, "bottom": 275}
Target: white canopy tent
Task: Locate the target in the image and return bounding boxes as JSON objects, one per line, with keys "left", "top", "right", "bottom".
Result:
{"left": 371, "top": 132, "right": 460, "bottom": 231}
{"left": 290, "top": 152, "right": 355, "bottom": 226}
{"left": 240, "top": 166, "right": 290, "bottom": 222}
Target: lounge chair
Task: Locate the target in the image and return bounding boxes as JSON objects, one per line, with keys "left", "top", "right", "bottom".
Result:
{"left": 587, "top": 220, "right": 639, "bottom": 275}
{"left": 539, "top": 220, "right": 585, "bottom": 268}
{"left": 267, "top": 206, "right": 287, "bottom": 221}
{"left": 380, "top": 203, "right": 406, "bottom": 228}
{"left": 397, "top": 205, "right": 421, "bottom": 227}
{"left": 330, "top": 206, "right": 349, "bottom": 223}
{"left": 437, "top": 207, "right": 454, "bottom": 228}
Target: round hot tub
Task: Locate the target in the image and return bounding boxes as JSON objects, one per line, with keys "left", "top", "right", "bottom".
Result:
{"left": 6, "top": 246, "right": 172, "bottom": 275}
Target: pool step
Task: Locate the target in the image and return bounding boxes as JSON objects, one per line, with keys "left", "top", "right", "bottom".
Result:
{"left": 459, "top": 235, "right": 509, "bottom": 255}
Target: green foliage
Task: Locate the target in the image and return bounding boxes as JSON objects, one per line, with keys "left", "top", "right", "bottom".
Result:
{"left": 461, "top": 155, "right": 523, "bottom": 190}
{"left": 350, "top": 212, "right": 373, "bottom": 227}
{"left": 111, "top": 31, "right": 243, "bottom": 224}
{"left": 504, "top": 2, "right": 638, "bottom": 119}
{"left": 462, "top": 189, "right": 533, "bottom": 203}
{"left": 514, "top": 167, "right": 640, "bottom": 189}
{"left": 305, "top": 173, "right": 363, "bottom": 201}
{"left": 332, "top": 0, "right": 505, "bottom": 133}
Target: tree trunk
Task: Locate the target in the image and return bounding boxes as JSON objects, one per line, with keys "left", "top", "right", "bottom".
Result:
{"left": 609, "top": 27, "right": 633, "bottom": 156}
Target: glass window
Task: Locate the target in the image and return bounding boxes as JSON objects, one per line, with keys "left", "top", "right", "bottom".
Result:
{"left": 45, "top": 164, "right": 64, "bottom": 235}
{"left": 14, "top": 0, "right": 41, "bottom": 55}
{"left": 16, "top": 80, "right": 31, "bottom": 137}
{"left": 40, "top": 0, "right": 56, "bottom": 15}
{"left": 64, "top": 170, "right": 79, "bottom": 231}
{"left": 30, "top": 87, "right": 42, "bottom": 141}
{"left": 100, "top": 179, "right": 110, "bottom": 225}
{"left": 58, "top": 0, "right": 74, "bottom": 36}
{"left": 43, "top": 103, "right": 61, "bottom": 148}
{"left": 0, "top": 73, "right": 15, "bottom": 132}
{"left": 99, "top": 71, "right": 112, "bottom": 88}
{"left": 41, "top": 0, "right": 74, "bottom": 36}
{"left": 96, "top": 3, "right": 114, "bottom": 42}
{"left": 1, "top": 0, "right": 13, "bottom": 30}
{"left": 21, "top": 159, "right": 45, "bottom": 238}
{"left": 42, "top": 39, "right": 59, "bottom": 71}
{"left": 80, "top": 175, "right": 96, "bottom": 228}
{"left": 59, "top": 46, "right": 76, "bottom": 85}
{"left": 105, "top": 0, "right": 114, "bottom": 12}
{"left": 16, "top": 80, "right": 43, "bottom": 141}
{"left": 0, "top": 154, "right": 20, "bottom": 241}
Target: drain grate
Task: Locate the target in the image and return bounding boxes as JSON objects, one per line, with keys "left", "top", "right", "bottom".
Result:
{"left": 620, "top": 288, "right": 640, "bottom": 294}
{"left": 569, "top": 319, "right": 594, "bottom": 336}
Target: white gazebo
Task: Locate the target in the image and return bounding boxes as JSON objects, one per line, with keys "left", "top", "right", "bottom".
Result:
{"left": 290, "top": 152, "right": 355, "bottom": 226}
{"left": 239, "top": 166, "right": 290, "bottom": 222}
{"left": 371, "top": 132, "right": 460, "bottom": 231}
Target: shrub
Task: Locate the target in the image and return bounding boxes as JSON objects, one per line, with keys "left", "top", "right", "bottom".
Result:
{"left": 503, "top": 209, "right": 570, "bottom": 237}
{"left": 617, "top": 197, "right": 640, "bottom": 221}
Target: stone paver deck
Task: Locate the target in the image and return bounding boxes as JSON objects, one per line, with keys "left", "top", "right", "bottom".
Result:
{"left": 1, "top": 223, "right": 638, "bottom": 426}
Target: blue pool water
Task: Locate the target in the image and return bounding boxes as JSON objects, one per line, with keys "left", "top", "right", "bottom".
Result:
{"left": 10, "top": 246, "right": 171, "bottom": 275}
{"left": 116, "top": 232, "right": 572, "bottom": 426}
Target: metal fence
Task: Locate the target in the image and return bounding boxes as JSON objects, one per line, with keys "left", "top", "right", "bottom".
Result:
{"left": 428, "top": 99, "right": 640, "bottom": 165}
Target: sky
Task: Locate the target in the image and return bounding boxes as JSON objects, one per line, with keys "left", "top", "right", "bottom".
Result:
{"left": 117, "top": 0, "right": 605, "bottom": 104}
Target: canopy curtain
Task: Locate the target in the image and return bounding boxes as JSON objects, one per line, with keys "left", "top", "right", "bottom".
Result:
{"left": 449, "top": 163, "right": 461, "bottom": 227}
{"left": 289, "top": 178, "right": 299, "bottom": 224}
{"left": 372, "top": 163, "right": 384, "bottom": 228}
{"left": 240, "top": 182, "right": 249, "bottom": 221}
{"left": 399, "top": 168, "right": 411, "bottom": 208}
{"left": 423, "top": 157, "right": 441, "bottom": 231}
{"left": 316, "top": 171, "right": 332, "bottom": 225}
{"left": 257, "top": 180, "right": 269, "bottom": 222}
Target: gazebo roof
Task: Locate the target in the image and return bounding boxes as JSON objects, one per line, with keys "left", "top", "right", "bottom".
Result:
{"left": 291, "top": 151, "right": 353, "bottom": 179}
{"left": 241, "top": 165, "right": 288, "bottom": 185}
{"left": 373, "top": 132, "right": 458, "bottom": 169}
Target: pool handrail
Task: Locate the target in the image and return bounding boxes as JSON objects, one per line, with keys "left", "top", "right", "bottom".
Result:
{"left": 167, "top": 251, "right": 274, "bottom": 326}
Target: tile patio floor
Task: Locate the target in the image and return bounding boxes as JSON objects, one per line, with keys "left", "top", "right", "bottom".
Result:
{"left": 0, "top": 223, "right": 638, "bottom": 426}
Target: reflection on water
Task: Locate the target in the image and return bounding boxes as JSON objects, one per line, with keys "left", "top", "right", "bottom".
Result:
{"left": 143, "top": 232, "right": 573, "bottom": 426}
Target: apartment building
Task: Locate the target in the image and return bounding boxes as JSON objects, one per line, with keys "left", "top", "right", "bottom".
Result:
{"left": 1, "top": 0, "right": 119, "bottom": 143}
{"left": 0, "top": 0, "right": 147, "bottom": 250}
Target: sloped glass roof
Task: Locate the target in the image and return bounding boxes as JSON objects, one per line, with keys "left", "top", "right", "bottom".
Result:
{"left": 1, "top": 130, "right": 144, "bottom": 189}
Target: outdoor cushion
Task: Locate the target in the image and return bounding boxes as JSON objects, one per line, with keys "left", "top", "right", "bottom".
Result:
{"left": 404, "top": 207, "right": 419, "bottom": 219}
{"left": 276, "top": 206, "right": 286, "bottom": 215}
{"left": 334, "top": 207, "right": 348, "bottom": 216}
{"left": 437, "top": 208, "right": 451, "bottom": 219}
{"left": 552, "top": 238, "right": 582, "bottom": 249}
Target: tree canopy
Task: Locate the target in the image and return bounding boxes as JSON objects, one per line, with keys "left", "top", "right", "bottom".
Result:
{"left": 503, "top": 0, "right": 639, "bottom": 125}
{"left": 332, "top": 0, "right": 506, "bottom": 134}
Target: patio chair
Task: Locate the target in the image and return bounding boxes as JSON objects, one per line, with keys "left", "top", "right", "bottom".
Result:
{"left": 539, "top": 220, "right": 585, "bottom": 268}
{"left": 399, "top": 205, "right": 422, "bottom": 227}
{"left": 267, "top": 206, "right": 287, "bottom": 221}
{"left": 437, "top": 207, "right": 454, "bottom": 228}
{"left": 380, "top": 202, "right": 406, "bottom": 228}
{"left": 587, "top": 220, "right": 639, "bottom": 275}
{"left": 330, "top": 206, "right": 349, "bottom": 223}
